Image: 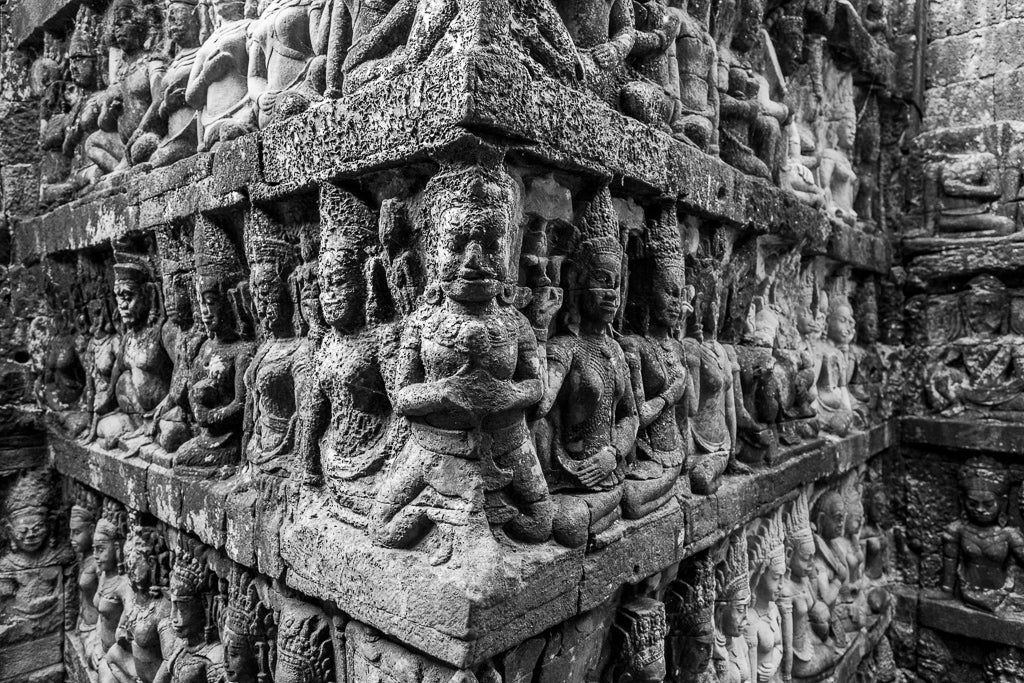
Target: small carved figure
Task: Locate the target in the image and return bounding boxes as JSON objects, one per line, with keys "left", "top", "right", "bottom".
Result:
{"left": 818, "top": 118, "right": 859, "bottom": 228}
{"left": 79, "top": 263, "right": 123, "bottom": 447}
{"left": 91, "top": 246, "right": 173, "bottom": 449}
{"left": 553, "top": 0, "right": 636, "bottom": 105}
{"left": 811, "top": 489, "right": 854, "bottom": 647}
{"left": 746, "top": 513, "right": 785, "bottom": 683}
{"left": 812, "top": 294, "right": 859, "bottom": 437}
{"left": 69, "top": 487, "right": 102, "bottom": 637}
{"left": 298, "top": 187, "right": 395, "bottom": 521}
{"left": 713, "top": 531, "right": 750, "bottom": 683}
{"left": 779, "top": 490, "right": 837, "bottom": 680}
{"left": 371, "top": 155, "right": 554, "bottom": 562}
{"left": 715, "top": 0, "right": 786, "bottom": 180}
{"left": 925, "top": 153, "right": 1016, "bottom": 236}
{"left": 621, "top": 205, "right": 695, "bottom": 518}
{"left": 84, "top": 0, "right": 165, "bottom": 175}
{"left": 129, "top": 0, "right": 203, "bottom": 167}
{"left": 153, "top": 550, "right": 224, "bottom": 683}
{"left": 39, "top": 263, "right": 89, "bottom": 437}
{"left": 541, "top": 193, "right": 638, "bottom": 548}
{"left": 99, "top": 525, "right": 173, "bottom": 683}
{"left": 616, "top": 597, "right": 668, "bottom": 682}
{"left": 186, "top": 0, "right": 256, "bottom": 151}
{"left": 247, "top": 0, "right": 323, "bottom": 127}
{"left": 222, "top": 567, "right": 272, "bottom": 683}
{"left": 173, "top": 217, "right": 255, "bottom": 477}
{"left": 665, "top": 550, "right": 715, "bottom": 682}
{"left": 150, "top": 228, "right": 200, "bottom": 454}
{"left": 861, "top": 484, "right": 892, "bottom": 583}
{"left": 274, "top": 600, "right": 333, "bottom": 683}
{"left": 941, "top": 457, "right": 1024, "bottom": 613}
{"left": 89, "top": 503, "right": 133, "bottom": 670}
{"left": 671, "top": 0, "right": 720, "bottom": 152}
{"left": 0, "top": 469, "right": 75, "bottom": 646}
{"left": 683, "top": 287, "right": 739, "bottom": 495}
{"left": 736, "top": 295, "right": 783, "bottom": 464}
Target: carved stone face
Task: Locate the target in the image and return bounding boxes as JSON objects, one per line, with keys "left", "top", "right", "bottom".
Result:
{"left": 732, "top": 0, "right": 762, "bottom": 52}
{"left": 251, "top": 262, "right": 288, "bottom": 333}
{"left": 165, "top": 2, "right": 198, "bottom": 45}
{"left": 126, "top": 548, "right": 152, "bottom": 591}
{"left": 69, "top": 57, "right": 97, "bottom": 88}
{"left": 964, "top": 488, "right": 1001, "bottom": 526}
{"left": 866, "top": 490, "right": 891, "bottom": 527}
{"left": 581, "top": 253, "right": 621, "bottom": 325}
{"left": 845, "top": 501, "right": 863, "bottom": 536}
{"left": 212, "top": 0, "right": 246, "bottom": 20}
{"left": 197, "top": 284, "right": 231, "bottom": 338}
{"left": 87, "top": 299, "right": 106, "bottom": 336}
{"left": 827, "top": 304, "right": 855, "bottom": 346}
{"left": 789, "top": 538, "right": 815, "bottom": 578}
{"left": 115, "top": 279, "right": 149, "bottom": 329}
{"left": 679, "top": 635, "right": 713, "bottom": 675}
{"left": 223, "top": 629, "right": 258, "bottom": 682}
{"left": 164, "top": 274, "right": 192, "bottom": 326}
{"left": 111, "top": 4, "right": 147, "bottom": 52}
{"left": 758, "top": 561, "right": 785, "bottom": 600}
{"left": 69, "top": 516, "right": 94, "bottom": 555}
{"left": 317, "top": 250, "right": 362, "bottom": 331}
{"left": 817, "top": 494, "right": 846, "bottom": 541}
{"left": 170, "top": 596, "right": 205, "bottom": 640}
{"left": 93, "top": 532, "right": 119, "bottom": 572}
{"left": 651, "top": 269, "right": 685, "bottom": 330}
{"left": 8, "top": 510, "right": 47, "bottom": 553}
{"left": 963, "top": 289, "right": 1005, "bottom": 337}
{"left": 717, "top": 601, "right": 748, "bottom": 638}
{"left": 797, "top": 306, "right": 822, "bottom": 339}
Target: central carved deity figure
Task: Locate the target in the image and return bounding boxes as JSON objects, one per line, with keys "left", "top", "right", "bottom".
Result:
{"left": 370, "top": 152, "right": 554, "bottom": 564}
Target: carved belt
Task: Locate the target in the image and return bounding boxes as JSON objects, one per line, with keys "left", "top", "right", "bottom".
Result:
{"left": 409, "top": 421, "right": 529, "bottom": 460}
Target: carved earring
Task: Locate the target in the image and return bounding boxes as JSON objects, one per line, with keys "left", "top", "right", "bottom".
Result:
{"left": 425, "top": 284, "right": 442, "bottom": 305}
{"left": 499, "top": 283, "right": 517, "bottom": 305}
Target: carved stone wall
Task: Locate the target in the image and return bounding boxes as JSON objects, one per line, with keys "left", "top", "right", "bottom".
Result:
{"left": 0, "top": 0, "right": 1017, "bottom": 679}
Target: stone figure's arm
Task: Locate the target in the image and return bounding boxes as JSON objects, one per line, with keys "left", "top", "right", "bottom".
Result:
{"left": 215, "top": 348, "right": 253, "bottom": 428}
{"left": 392, "top": 320, "right": 452, "bottom": 416}
{"left": 511, "top": 316, "right": 544, "bottom": 411}
{"left": 403, "top": 0, "right": 460, "bottom": 65}
{"left": 621, "top": 338, "right": 658, "bottom": 427}
{"left": 538, "top": 339, "right": 571, "bottom": 417}
{"left": 778, "top": 593, "right": 794, "bottom": 682}
{"left": 342, "top": 0, "right": 419, "bottom": 73}
{"left": 941, "top": 174, "right": 1000, "bottom": 199}
{"left": 724, "top": 347, "right": 738, "bottom": 454}
{"left": 1008, "top": 527, "right": 1024, "bottom": 568}
{"left": 592, "top": 0, "right": 636, "bottom": 68}
{"left": 612, "top": 345, "right": 640, "bottom": 460}
{"left": 707, "top": 42, "right": 720, "bottom": 152}
{"left": 239, "top": 348, "right": 259, "bottom": 463}
{"left": 320, "top": 0, "right": 351, "bottom": 97}
{"left": 186, "top": 41, "right": 237, "bottom": 110}
{"left": 247, "top": 34, "right": 270, "bottom": 106}
{"left": 511, "top": 0, "right": 584, "bottom": 81}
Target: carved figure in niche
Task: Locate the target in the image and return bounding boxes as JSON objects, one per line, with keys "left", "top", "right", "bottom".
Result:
{"left": 173, "top": 217, "right": 254, "bottom": 477}
{"left": 926, "top": 275, "right": 1024, "bottom": 416}
{"left": 84, "top": 0, "right": 165, "bottom": 175}
{"left": 621, "top": 203, "right": 694, "bottom": 518}
{"left": 298, "top": 186, "right": 396, "bottom": 521}
{"left": 849, "top": 281, "right": 886, "bottom": 424}
{"left": 540, "top": 193, "right": 637, "bottom": 548}
{"left": 715, "top": 0, "right": 786, "bottom": 180}
{"left": 812, "top": 294, "right": 859, "bottom": 437}
{"left": 89, "top": 503, "right": 133, "bottom": 670}
{"left": 941, "top": 457, "right": 1024, "bottom": 613}
{"left": 925, "top": 153, "right": 1016, "bottom": 236}
{"left": 0, "top": 469, "right": 74, "bottom": 645}
{"left": 371, "top": 154, "right": 554, "bottom": 563}
{"left": 223, "top": 567, "right": 272, "bottom": 683}
{"left": 735, "top": 294, "right": 783, "bottom": 464}
{"left": 553, "top": 0, "right": 636, "bottom": 105}
{"left": 781, "top": 122, "right": 827, "bottom": 209}
{"left": 128, "top": 0, "right": 203, "bottom": 168}
{"left": 153, "top": 551, "right": 224, "bottom": 683}
{"left": 669, "top": 0, "right": 720, "bottom": 152}
{"left": 519, "top": 176, "right": 569, "bottom": 345}
{"left": 811, "top": 489, "right": 854, "bottom": 647}
{"left": 619, "top": 1, "right": 683, "bottom": 136}
{"left": 80, "top": 261, "right": 122, "bottom": 446}
{"left": 186, "top": 0, "right": 256, "bottom": 151}
{"left": 772, "top": 274, "right": 822, "bottom": 444}
{"left": 274, "top": 600, "right": 333, "bottom": 683}
{"left": 33, "top": 33, "right": 74, "bottom": 195}
{"left": 92, "top": 246, "right": 172, "bottom": 449}
{"left": 247, "top": 0, "right": 324, "bottom": 128}
{"left": 40, "top": 263, "right": 90, "bottom": 437}
{"left": 665, "top": 550, "right": 715, "bottom": 682}
{"left": 615, "top": 597, "right": 668, "bottom": 682}
{"left": 780, "top": 490, "right": 837, "bottom": 680}
{"left": 861, "top": 484, "right": 892, "bottom": 583}
{"left": 818, "top": 117, "right": 859, "bottom": 228}
{"left": 100, "top": 525, "right": 173, "bottom": 683}
{"left": 746, "top": 514, "right": 785, "bottom": 683}
{"left": 853, "top": 91, "right": 881, "bottom": 231}
{"left": 70, "top": 487, "right": 102, "bottom": 637}
{"left": 150, "top": 229, "right": 199, "bottom": 453}
{"left": 39, "top": 5, "right": 105, "bottom": 203}
{"left": 347, "top": 620, "right": 495, "bottom": 682}
{"left": 713, "top": 531, "right": 750, "bottom": 683}
{"left": 683, "top": 285, "right": 740, "bottom": 495}
{"left": 241, "top": 210, "right": 302, "bottom": 480}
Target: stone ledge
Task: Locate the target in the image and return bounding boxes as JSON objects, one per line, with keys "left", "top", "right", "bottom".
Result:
{"left": 11, "top": 55, "right": 891, "bottom": 275}
{"left": 46, "top": 419, "right": 894, "bottom": 667}
{"left": 900, "top": 415, "right": 1024, "bottom": 455}
{"left": 898, "top": 588, "right": 1024, "bottom": 648}
{"left": 905, "top": 235, "right": 1024, "bottom": 284}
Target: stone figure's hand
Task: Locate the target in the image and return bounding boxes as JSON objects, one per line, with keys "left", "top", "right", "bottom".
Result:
{"left": 576, "top": 446, "right": 617, "bottom": 487}
{"left": 592, "top": 43, "right": 620, "bottom": 70}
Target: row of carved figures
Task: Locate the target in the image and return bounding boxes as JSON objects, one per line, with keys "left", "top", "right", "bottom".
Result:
{"left": 27, "top": 0, "right": 883, "bottom": 229}
{"left": 28, "top": 155, "right": 891, "bottom": 557}
{"left": 0, "top": 467, "right": 898, "bottom": 682}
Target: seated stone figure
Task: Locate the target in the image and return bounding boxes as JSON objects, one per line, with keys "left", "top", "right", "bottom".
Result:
{"left": 173, "top": 218, "right": 255, "bottom": 477}
{"left": 370, "top": 153, "right": 554, "bottom": 564}
{"left": 540, "top": 192, "right": 638, "bottom": 548}
{"left": 941, "top": 457, "right": 1024, "bottom": 613}
{"left": 925, "top": 152, "right": 1016, "bottom": 236}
